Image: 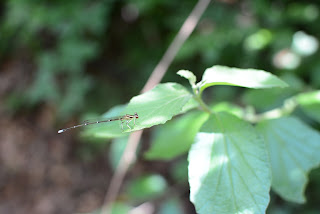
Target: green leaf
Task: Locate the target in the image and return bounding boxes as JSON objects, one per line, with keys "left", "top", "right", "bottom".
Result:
{"left": 296, "top": 90, "right": 320, "bottom": 123}
{"left": 189, "top": 112, "right": 271, "bottom": 214}
{"left": 124, "top": 83, "right": 193, "bottom": 131}
{"left": 80, "top": 83, "right": 192, "bottom": 138}
{"left": 256, "top": 116, "right": 320, "bottom": 203}
{"left": 110, "top": 202, "right": 131, "bottom": 214}
{"left": 177, "top": 70, "right": 197, "bottom": 86}
{"left": 81, "top": 104, "right": 128, "bottom": 138}
{"left": 211, "top": 102, "right": 244, "bottom": 118}
{"left": 81, "top": 83, "right": 192, "bottom": 137}
{"left": 171, "top": 159, "right": 189, "bottom": 183}
{"left": 242, "top": 73, "right": 303, "bottom": 111}
{"left": 242, "top": 88, "right": 292, "bottom": 111}
{"left": 180, "top": 96, "right": 199, "bottom": 113}
{"left": 145, "top": 111, "right": 208, "bottom": 160}
{"left": 126, "top": 174, "right": 167, "bottom": 201}
{"left": 198, "top": 65, "right": 288, "bottom": 93}
{"left": 109, "top": 136, "right": 134, "bottom": 170}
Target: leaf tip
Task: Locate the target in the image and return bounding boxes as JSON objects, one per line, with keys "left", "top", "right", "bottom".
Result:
{"left": 177, "top": 70, "right": 196, "bottom": 86}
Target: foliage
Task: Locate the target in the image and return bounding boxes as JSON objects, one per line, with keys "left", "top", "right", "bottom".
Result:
{"left": 1, "top": 0, "right": 114, "bottom": 118}
{"left": 257, "top": 116, "right": 320, "bottom": 203}
{"left": 1, "top": 0, "right": 320, "bottom": 213}
{"left": 86, "top": 65, "right": 320, "bottom": 213}
{"left": 1, "top": 0, "right": 319, "bottom": 118}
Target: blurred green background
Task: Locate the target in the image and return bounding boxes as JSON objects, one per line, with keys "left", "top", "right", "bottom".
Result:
{"left": 0, "top": 0, "right": 319, "bottom": 213}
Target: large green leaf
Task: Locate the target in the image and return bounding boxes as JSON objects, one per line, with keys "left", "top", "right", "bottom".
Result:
{"left": 180, "top": 96, "right": 199, "bottom": 113}
{"left": 145, "top": 111, "right": 208, "bottom": 160}
{"left": 198, "top": 65, "right": 288, "bottom": 93}
{"left": 81, "top": 83, "right": 192, "bottom": 138}
{"left": 124, "top": 83, "right": 193, "bottom": 132}
{"left": 189, "top": 112, "right": 271, "bottom": 214}
{"left": 296, "top": 90, "right": 320, "bottom": 123}
{"left": 256, "top": 116, "right": 320, "bottom": 203}
{"left": 81, "top": 104, "right": 128, "bottom": 138}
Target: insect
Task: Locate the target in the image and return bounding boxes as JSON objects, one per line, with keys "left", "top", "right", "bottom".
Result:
{"left": 58, "top": 112, "right": 139, "bottom": 133}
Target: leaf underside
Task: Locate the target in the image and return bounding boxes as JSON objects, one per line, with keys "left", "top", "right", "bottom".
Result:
{"left": 145, "top": 111, "right": 208, "bottom": 160}
{"left": 189, "top": 112, "right": 271, "bottom": 214}
{"left": 257, "top": 116, "right": 320, "bottom": 203}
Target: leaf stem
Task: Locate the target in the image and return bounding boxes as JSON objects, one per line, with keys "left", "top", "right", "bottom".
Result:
{"left": 193, "top": 87, "right": 212, "bottom": 114}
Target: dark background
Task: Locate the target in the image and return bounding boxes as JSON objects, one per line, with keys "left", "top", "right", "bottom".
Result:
{"left": 0, "top": 0, "right": 320, "bottom": 213}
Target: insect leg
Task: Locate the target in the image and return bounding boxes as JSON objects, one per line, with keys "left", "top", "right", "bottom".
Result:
{"left": 126, "top": 119, "right": 132, "bottom": 129}
{"left": 120, "top": 120, "right": 124, "bottom": 130}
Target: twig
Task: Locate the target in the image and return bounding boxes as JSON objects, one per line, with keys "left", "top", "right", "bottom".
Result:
{"left": 101, "top": 131, "right": 143, "bottom": 214}
{"left": 142, "top": 0, "right": 212, "bottom": 93}
{"left": 101, "top": 0, "right": 211, "bottom": 213}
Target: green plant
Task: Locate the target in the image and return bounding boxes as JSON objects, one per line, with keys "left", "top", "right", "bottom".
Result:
{"left": 1, "top": 0, "right": 113, "bottom": 118}
{"left": 85, "top": 65, "right": 320, "bottom": 214}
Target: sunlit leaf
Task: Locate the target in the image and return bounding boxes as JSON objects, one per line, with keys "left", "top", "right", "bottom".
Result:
{"left": 256, "top": 116, "right": 320, "bottom": 203}
{"left": 81, "top": 83, "right": 192, "bottom": 137}
{"left": 81, "top": 104, "right": 127, "bottom": 138}
{"left": 189, "top": 112, "right": 271, "bottom": 214}
{"left": 177, "top": 70, "right": 197, "bottom": 86}
{"left": 198, "top": 65, "right": 288, "bottom": 93}
{"left": 124, "top": 83, "right": 193, "bottom": 132}
{"left": 180, "top": 96, "right": 199, "bottom": 113}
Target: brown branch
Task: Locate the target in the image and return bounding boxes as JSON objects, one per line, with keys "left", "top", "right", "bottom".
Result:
{"left": 101, "top": 0, "right": 211, "bottom": 213}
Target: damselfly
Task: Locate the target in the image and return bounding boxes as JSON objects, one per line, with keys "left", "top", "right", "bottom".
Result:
{"left": 58, "top": 112, "right": 139, "bottom": 134}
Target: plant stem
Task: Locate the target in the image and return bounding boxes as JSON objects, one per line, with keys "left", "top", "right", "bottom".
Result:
{"left": 193, "top": 88, "right": 212, "bottom": 114}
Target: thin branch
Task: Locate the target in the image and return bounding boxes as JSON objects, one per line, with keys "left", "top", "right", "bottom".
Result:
{"left": 142, "top": 0, "right": 211, "bottom": 93}
{"left": 101, "top": 130, "right": 143, "bottom": 214}
{"left": 102, "top": 0, "right": 211, "bottom": 213}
